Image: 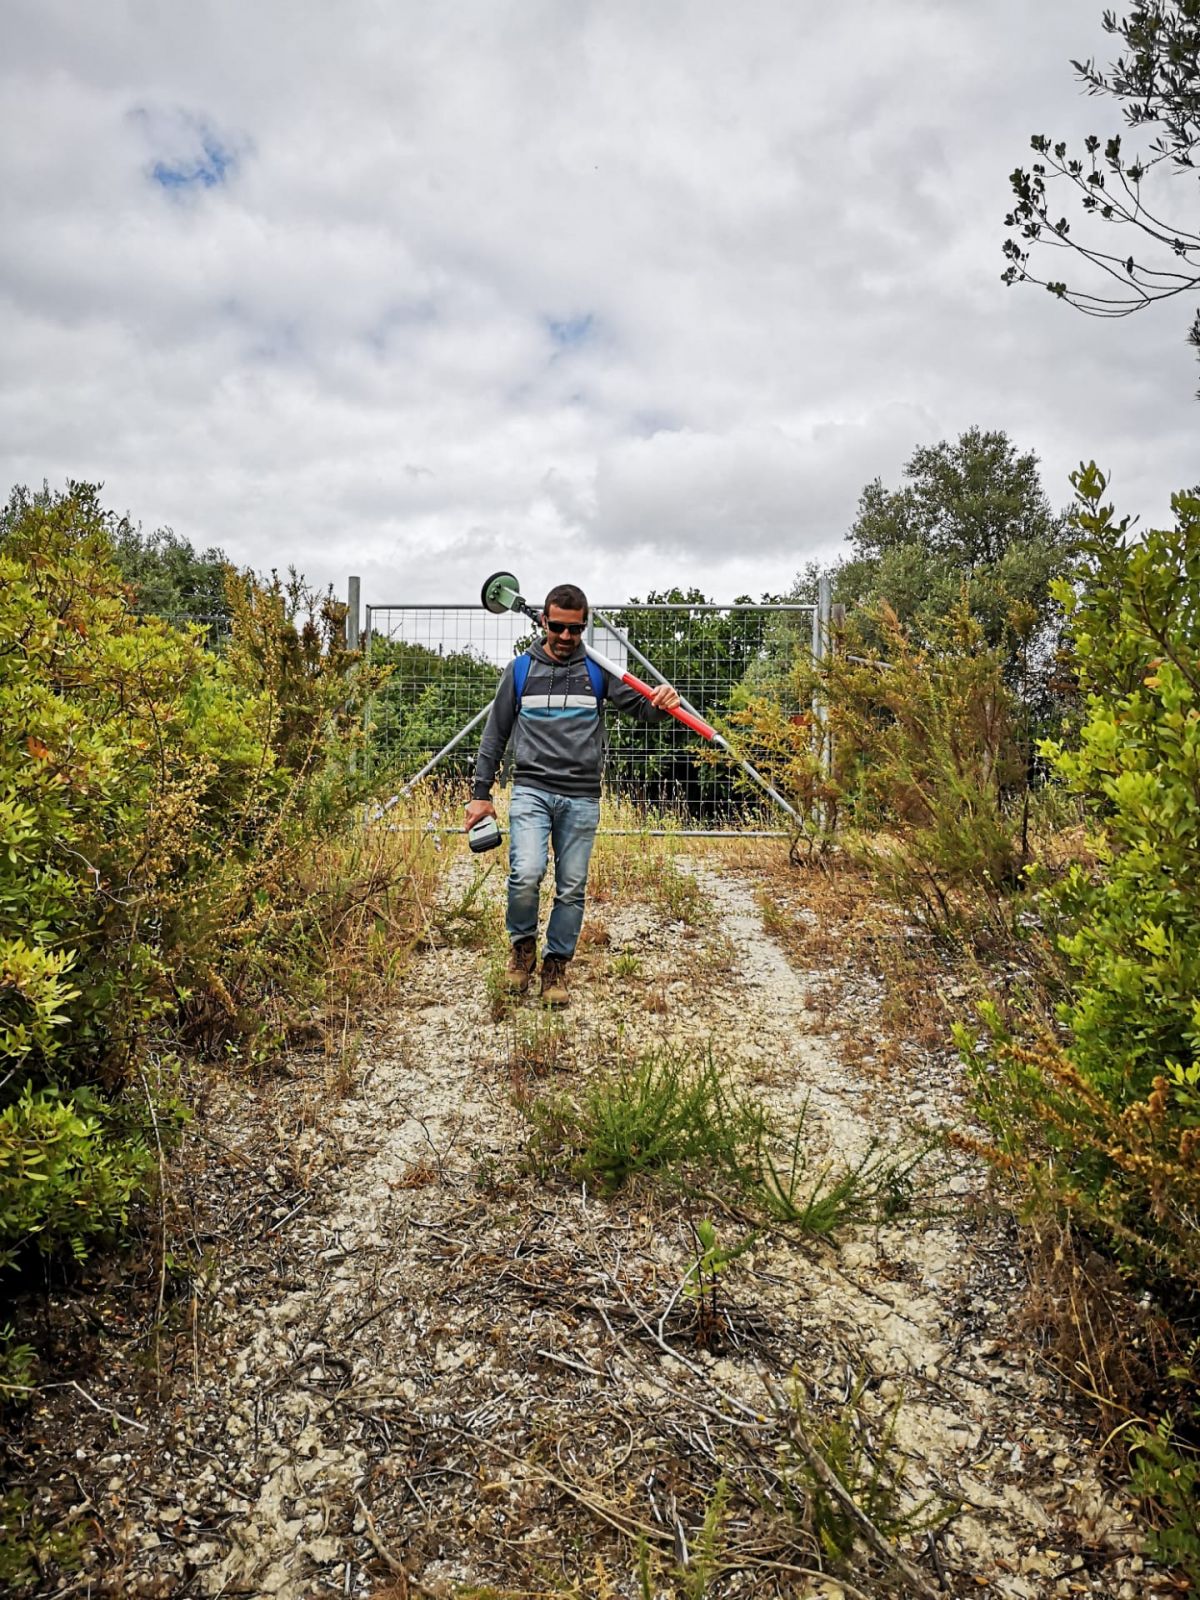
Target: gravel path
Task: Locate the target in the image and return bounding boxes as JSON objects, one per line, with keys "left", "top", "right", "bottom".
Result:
{"left": 49, "top": 851, "right": 1148, "bottom": 1599}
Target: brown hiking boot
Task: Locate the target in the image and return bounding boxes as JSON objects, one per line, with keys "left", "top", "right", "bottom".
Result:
{"left": 505, "top": 937, "right": 537, "bottom": 994}
{"left": 540, "top": 954, "right": 570, "bottom": 1008}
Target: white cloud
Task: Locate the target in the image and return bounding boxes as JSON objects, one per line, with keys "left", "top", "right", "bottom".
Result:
{"left": 588, "top": 407, "right": 937, "bottom": 559}
{"left": 1, "top": 0, "right": 1196, "bottom": 615}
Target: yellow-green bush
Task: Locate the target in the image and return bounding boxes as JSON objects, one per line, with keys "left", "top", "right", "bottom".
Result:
{"left": 961, "top": 468, "right": 1200, "bottom": 1580}
{"left": 0, "top": 482, "right": 390, "bottom": 1270}
{"left": 964, "top": 470, "right": 1200, "bottom": 1288}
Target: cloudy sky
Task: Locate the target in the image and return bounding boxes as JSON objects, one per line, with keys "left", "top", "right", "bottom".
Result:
{"left": 1, "top": 1, "right": 1196, "bottom": 613}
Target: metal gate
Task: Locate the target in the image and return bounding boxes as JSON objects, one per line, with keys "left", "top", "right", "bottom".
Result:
{"left": 357, "top": 596, "right": 823, "bottom": 831}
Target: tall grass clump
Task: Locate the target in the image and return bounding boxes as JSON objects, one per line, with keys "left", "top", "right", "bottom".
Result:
{"left": 520, "top": 1049, "right": 766, "bottom": 1192}
{"left": 746, "top": 1107, "right": 923, "bottom": 1233}
{"left": 519, "top": 1045, "right": 921, "bottom": 1238}
{"left": 0, "top": 481, "right": 437, "bottom": 1280}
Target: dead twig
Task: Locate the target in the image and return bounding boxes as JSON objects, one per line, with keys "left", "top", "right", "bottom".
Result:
{"left": 45, "top": 1379, "right": 149, "bottom": 1434}
{"left": 600, "top": 1268, "right": 762, "bottom": 1422}
{"left": 355, "top": 1495, "right": 442, "bottom": 1596}
{"left": 138, "top": 1061, "right": 171, "bottom": 1395}
{"left": 762, "top": 1373, "right": 942, "bottom": 1600}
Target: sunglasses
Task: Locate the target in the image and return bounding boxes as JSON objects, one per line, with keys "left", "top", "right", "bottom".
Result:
{"left": 545, "top": 619, "right": 586, "bottom": 636}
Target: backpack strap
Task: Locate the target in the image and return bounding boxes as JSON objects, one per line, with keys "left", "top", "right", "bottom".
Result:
{"left": 512, "top": 652, "right": 531, "bottom": 706}
{"left": 511, "top": 651, "right": 606, "bottom": 707}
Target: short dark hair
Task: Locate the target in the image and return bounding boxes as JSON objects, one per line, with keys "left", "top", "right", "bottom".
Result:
{"left": 543, "top": 583, "right": 588, "bottom": 619}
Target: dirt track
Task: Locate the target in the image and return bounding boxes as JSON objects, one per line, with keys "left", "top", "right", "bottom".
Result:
{"left": 23, "top": 847, "right": 1150, "bottom": 1598}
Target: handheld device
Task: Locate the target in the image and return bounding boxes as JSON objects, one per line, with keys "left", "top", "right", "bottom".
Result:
{"left": 467, "top": 814, "right": 503, "bottom": 853}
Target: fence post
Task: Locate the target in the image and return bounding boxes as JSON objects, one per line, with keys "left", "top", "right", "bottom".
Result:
{"left": 347, "top": 576, "right": 361, "bottom": 651}
{"left": 817, "top": 573, "right": 832, "bottom": 657}
{"left": 819, "top": 569, "right": 838, "bottom": 806}
{"left": 828, "top": 600, "right": 845, "bottom": 802}
{"left": 812, "top": 569, "right": 832, "bottom": 700}
{"left": 811, "top": 586, "right": 821, "bottom": 668}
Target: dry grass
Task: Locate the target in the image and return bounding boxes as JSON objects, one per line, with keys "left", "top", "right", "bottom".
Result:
{"left": 728, "top": 849, "right": 969, "bottom": 1080}
{"left": 507, "top": 1010, "right": 570, "bottom": 1079}
{"left": 716, "top": 820, "right": 1200, "bottom": 1574}
{"left": 644, "top": 983, "right": 669, "bottom": 1015}
{"left": 575, "top": 916, "right": 611, "bottom": 952}
{"left": 1020, "top": 1214, "right": 1185, "bottom": 1436}
{"left": 304, "top": 797, "right": 449, "bottom": 1011}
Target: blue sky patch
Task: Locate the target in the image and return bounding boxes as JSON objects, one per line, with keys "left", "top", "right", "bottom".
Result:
{"left": 152, "top": 128, "right": 235, "bottom": 190}
{"left": 546, "top": 313, "right": 594, "bottom": 348}
{"left": 132, "top": 107, "right": 241, "bottom": 193}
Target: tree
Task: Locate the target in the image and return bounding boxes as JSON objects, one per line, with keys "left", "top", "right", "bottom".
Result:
{"left": 809, "top": 429, "right": 1073, "bottom": 686}
{"left": 1, "top": 481, "right": 232, "bottom": 636}
{"left": 367, "top": 636, "right": 501, "bottom": 776}
{"left": 1002, "top": 1, "right": 1200, "bottom": 386}
{"left": 848, "top": 428, "right": 1065, "bottom": 567}
{"left": 110, "top": 522, "right": 231, "bottom": 625}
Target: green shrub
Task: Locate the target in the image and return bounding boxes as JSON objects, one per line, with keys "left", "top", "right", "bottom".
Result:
{"left": 0, "top": 1086, "right": 152, "bottom": 1269}
{"left": 519, "top": 1049, "right": 766, "bottom": 1192}
{"left": 518, "top": 1048, "right": 921, "bottom": 1238}
{"left": 1038, "top": 474, "right": 1200, "bottom": 1106}
{"left": 745, "top": 1109, "right": 923, "bottom": 1234}
{"left": 0, "top": 481, "right": 409, "bottom": 1272}
{"left": 0, "top": 1493, "right": 86, "bottom": 1587}
{"left": 1128, "top": 1412, "right": 1200, "bottom": 1581}
{"left": 0, "top": 1323, "right": 36, "bottom": 1403}
{"left": 963, "top": 471, "right": 1200, "bottom": 1291}
{"left": 767, "top": 1372, "right": 953, "bottom": 1564}
{"left": 961, "top": 468, "right": 1200, "bottom": 1576}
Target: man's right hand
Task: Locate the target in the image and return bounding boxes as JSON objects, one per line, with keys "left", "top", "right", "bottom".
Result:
{"left": 464, "top": 799, "right": 496, "bottom": 831}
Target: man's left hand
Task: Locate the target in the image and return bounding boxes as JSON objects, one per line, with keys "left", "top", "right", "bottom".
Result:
{"left": 649, "top": 683, "right": 682, "bottom": 711}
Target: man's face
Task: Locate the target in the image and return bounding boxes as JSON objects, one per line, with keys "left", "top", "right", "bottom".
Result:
{"left": 542, "top": 604, "right": 587, "bottom": 663}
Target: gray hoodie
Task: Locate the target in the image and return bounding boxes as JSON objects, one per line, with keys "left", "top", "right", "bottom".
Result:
{"left": 472, "top": 640, "right": 669, "bottom": 800}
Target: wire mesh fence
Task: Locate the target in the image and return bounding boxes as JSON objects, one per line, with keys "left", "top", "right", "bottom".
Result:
{"left": 363, "top": 601, "right": 816, "bottom": 822}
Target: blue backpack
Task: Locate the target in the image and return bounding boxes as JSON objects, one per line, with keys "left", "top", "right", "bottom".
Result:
{"left": 512, "top": 651, "right": 606, "bottom": 707}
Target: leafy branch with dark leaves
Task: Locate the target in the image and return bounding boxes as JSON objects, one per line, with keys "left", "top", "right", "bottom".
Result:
{"left": 1002, "top": 1, "right": 1200, "bottom": 381}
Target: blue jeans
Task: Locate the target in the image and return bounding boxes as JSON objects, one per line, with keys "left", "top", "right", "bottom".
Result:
{"left": 506, "top": 787, "right": 601, "bottom": 959}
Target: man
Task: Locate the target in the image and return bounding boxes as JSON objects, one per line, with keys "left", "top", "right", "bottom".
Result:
{"left": 464, "top": 583, "right": 681, "bottom": 1007}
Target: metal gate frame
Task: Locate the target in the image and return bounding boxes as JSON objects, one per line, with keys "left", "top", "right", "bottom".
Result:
{"left": 347, "top": 581, "right": 834, "bottom": 837}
